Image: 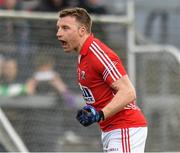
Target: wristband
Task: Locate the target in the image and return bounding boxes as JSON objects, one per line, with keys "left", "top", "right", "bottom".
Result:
{"left": 98, "top": 110, "right": 105, "bottom": 122}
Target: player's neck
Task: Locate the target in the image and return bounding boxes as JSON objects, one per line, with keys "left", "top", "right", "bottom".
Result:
{"left": 76, "top": 33, "right": 91, "bottom": 53}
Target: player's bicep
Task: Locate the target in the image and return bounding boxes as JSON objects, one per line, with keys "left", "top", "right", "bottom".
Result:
{"left": 111, "top": 75, "right": 134, "bottom": 92}
{"left": 110, "top": 75, "right": 136, "bottom": 102}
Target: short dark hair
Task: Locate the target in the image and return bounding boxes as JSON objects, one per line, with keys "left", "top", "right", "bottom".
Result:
{"left": 59, "top": 7, "right": 92, "bottom": 33}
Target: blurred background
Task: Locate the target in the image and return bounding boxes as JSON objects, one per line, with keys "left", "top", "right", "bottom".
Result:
{"left": 0, "top": 0, "right": 180, "bottom": 152}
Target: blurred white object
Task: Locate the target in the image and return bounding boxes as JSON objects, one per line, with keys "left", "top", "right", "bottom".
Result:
{"left": 34, "top": 71, "right": 55, "bottom": 81}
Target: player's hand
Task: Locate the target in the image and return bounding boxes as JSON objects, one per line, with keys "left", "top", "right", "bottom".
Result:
{"left": 76, "top": 105, "right": 104, "bottom": 127}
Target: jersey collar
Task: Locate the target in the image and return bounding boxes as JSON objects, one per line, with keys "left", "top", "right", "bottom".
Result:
{"left": 79, "top": 33, "right": 94, "bottom": 56}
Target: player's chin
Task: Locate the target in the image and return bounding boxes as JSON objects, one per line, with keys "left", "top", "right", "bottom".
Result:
{"left": 63, "top": 48, "right": 72, "bottom": 53}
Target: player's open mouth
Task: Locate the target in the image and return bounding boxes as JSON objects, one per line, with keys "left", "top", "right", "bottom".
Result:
{"left": 60, "top": 40, "right": 67, "bottom": 47}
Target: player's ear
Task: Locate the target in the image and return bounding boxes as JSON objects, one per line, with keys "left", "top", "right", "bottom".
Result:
{"left": 79, "top": 26, "right": 86, "bottom": 37}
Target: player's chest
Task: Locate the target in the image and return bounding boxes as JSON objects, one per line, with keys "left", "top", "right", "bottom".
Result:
{"left": 77, "top": 56, "right": 104, "bottom": 104}
{"left": 78, "top": 60, "right": 92, "bottom": 85}
{"left": 77, "top": 56, "right": 99, "bottom": 86}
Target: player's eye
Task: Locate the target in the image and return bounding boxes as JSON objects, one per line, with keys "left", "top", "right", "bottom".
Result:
{"left": 63, "top": 26, "right": 70, "bottom": 30}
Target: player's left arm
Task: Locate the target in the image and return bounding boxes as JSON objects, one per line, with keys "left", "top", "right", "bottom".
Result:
{"left": 76, "top": 75, "right": 136, "bottom": 127}
{"left": 102, "top": 75, "right": 136, "bottom": 119}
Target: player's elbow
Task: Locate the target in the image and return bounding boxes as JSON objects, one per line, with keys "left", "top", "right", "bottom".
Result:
{"left": 131, "top": 86, "right": 136, "bottom": 100}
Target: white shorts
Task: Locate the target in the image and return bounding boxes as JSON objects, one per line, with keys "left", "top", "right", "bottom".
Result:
{"left": 101, "top": 127, "right": 148, "bottom": 153}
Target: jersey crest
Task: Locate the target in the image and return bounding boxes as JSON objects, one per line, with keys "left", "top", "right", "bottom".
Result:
{"left": 81, "top": 71, "right": 86, "bottom": 80}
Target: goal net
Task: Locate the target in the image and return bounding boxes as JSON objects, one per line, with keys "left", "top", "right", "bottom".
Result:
{"left": 0, "top": 1, "right": 180, "bottom": 152}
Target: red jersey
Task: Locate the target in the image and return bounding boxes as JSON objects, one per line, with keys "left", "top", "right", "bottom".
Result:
{"left": 77, "top": 34, "right": 147, "bottom": 132}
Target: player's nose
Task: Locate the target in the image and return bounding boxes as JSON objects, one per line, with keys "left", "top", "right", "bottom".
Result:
{"left": 56, "top": 28, "right": 62, "bottom": 38}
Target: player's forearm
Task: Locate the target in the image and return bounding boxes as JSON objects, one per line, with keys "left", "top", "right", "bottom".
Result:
{"left": 102, "top": 84, "right": 136, "bottom": 119}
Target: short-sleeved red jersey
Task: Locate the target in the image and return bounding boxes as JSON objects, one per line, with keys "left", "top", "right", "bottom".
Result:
{"left": 77, "top": 34, "right": 147, "bottom": 132}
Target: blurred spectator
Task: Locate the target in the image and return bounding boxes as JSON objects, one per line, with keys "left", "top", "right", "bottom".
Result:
{"left": 0, "top": 58, "right": 18, "bottom": 84}
{"left": 34, "top": 0, "right": 70, "bottom": 12}
{"left": 78, "top": 0, "right": 107, "bottom": 14}
{"left": 26, "top": 53, "right": 80, "bottom": 108}
{"left": 20, "top": 0, "right": 39, "bottom": 11}
{"left": 0, "top": 57, "right": 26, "bottom": 152}
{"left": 0, "top": 0, "right": 22, "bottom": 10}
{"left": 0, "top": 0, "right": 3, "bottom": 6}
{"left": 0, "top": 57, "right": 30, "bottom": 97}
